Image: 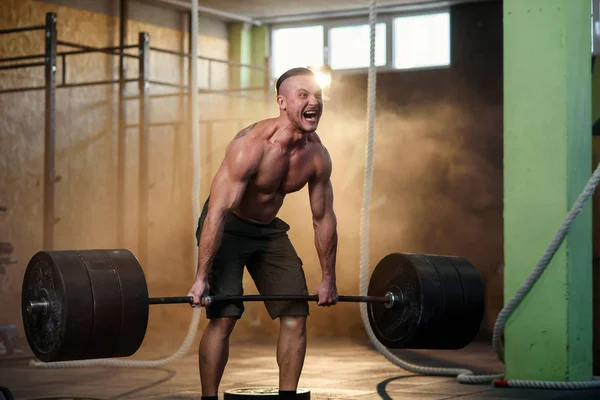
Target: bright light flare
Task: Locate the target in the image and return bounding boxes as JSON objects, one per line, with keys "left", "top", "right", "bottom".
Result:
{"left": 313, "top": 70, "right": 332, "bottom": 90}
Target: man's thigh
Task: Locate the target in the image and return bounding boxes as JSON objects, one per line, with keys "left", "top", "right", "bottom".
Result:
{"left": 246, "top": 234, "right": 310, "bottom": 320}
{"left": 203, "top": 232, "right": 250, "bottom": 319}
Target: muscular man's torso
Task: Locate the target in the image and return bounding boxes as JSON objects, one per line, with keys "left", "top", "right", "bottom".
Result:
{"left": 232, "top": 119, "right": 327, "bottom": 225}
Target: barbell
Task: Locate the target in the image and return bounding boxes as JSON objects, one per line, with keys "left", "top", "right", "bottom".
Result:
{"left": 21, "top": 249, "right": 484, "bottom": 363}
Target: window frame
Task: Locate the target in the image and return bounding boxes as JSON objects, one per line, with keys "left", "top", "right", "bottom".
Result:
{"left": 269, "top": 23, "right": 326, "bottom": 80}
{"left": 391, "top": 10, "right": 452, "bottom": 72}
{"left": 324, "top": 17, "right": 391, "bottom": 73}
{"left": 267, "top": 7, "right": 452, "bottom": 80}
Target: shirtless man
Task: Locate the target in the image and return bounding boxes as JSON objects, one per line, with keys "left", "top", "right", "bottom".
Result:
{"left": 187, "top": 67, "right": 338, "bottom": 399}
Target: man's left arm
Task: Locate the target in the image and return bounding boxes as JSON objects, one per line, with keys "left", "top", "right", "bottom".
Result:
{"left": 308, "top": 149, "right": 338, "bottom": 306}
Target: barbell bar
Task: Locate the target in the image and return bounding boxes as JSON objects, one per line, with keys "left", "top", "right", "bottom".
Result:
{"left": 26, "top": 292, "right": 402, "bottom": 313}
{"left": 21, "top": 249, "right": 485, "bottom": 363}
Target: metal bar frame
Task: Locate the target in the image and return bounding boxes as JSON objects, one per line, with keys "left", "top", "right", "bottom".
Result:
{"left": 44, "top": 12, "right": 57, "bottom": 251}
{"left": 138, "top": 32, "right": 150, "bottom": 267}
{"left": 0, "top": 62, "right": 45, "bottom": 71}
{"left": 148, "top": 79, "right": 187, "bottom": 89}
{"left": 198, "top": 86, "right": 265, "bottom": 93}
{"left": 210, "top": 57, "right": 264, "bottom": 70}
{"left": 57, "top": 40, "right": 138, "bottom": 58}
{"left": 60, "top": 79, "right": 137, "bottom": 89}
{"left": 0, "top": 79, "right": 137, "bottom": 95}
{"left": 150, "top": 46, "right": 188, "bottom": 57}
{"left": 125, "top": 121, "right": 183, "bottom": 129}
{"left": 122, "top": 92, "right": 186, "bottom": 101}
{"left": 150, "top": 92, "right": 185, "bottom": 99}
{"left": 61, "top": 54, "right": 66, "bottom": 84}
{"left": 57, "top": 48, "right": 139, "bottom": 59}
{"left": 187, "top": 9, "right": 194, "bottom": 202}
{"left": 0, "top": 54, "right": 45, "bottom": 63}
{"left": 117, "top": 0, "right": 128, "bottom": 246}
{"left": 0, "top": 86, "right": 44, "bottom": 94}
{"left": 149, "top": 45, "right": 265, "bottom": 70}
{"left": 0, "top": 80, "right": 263, "bottom": 97}
{"left": 0, "top": 25, "right": 45, "bottom": 35}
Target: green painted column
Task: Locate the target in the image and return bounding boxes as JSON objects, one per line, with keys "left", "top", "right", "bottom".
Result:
{"left": 504, "top": 0, "right": 592, "bottom": 381}
{"left": 229, "top": 23, "right": 252, "bottom": 89}
{"left": 593, "top": 57, "right": 600, "bottom": 375}
{"left": 250, "top": 25, "right": 269, "bottom": 89}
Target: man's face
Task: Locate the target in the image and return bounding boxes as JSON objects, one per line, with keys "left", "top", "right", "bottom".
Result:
{"left": 277, "top": 74, "right": 324, "bottom": 133}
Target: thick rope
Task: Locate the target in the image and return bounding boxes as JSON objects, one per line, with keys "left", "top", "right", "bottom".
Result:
{"left": 30, "top": 0, "right": 203, "bottom": 369}
{"left": 489, "top": 161, "right": 600, "bottom": 388}
{"left": 358, "top": 0, "right": 493, "bottom": 381}
{"left": 357, "top": 0, "right": 600, "bottom": 389}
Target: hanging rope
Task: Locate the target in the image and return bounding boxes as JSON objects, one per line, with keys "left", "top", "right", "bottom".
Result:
{"left": 357, "top": 0, "right": 600, "bottom": 389}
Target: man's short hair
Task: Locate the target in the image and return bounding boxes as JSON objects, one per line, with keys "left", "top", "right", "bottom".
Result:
{"left": 275, "top": 67, "right": 315, "bottom": 95}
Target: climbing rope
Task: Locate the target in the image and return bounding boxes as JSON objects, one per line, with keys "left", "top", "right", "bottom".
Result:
{"left": 358, "top": 0, "right": 600, "bottom": 389}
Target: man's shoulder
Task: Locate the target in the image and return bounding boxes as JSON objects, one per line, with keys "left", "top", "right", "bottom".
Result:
{"left": 233, "top": 118, "right": 277, "bottom": 141}
{"left": 308, "top": 132, "right": 330, "bottom": 158}
{"left": 307, "top": 133, "right": 332, "bottom": 176}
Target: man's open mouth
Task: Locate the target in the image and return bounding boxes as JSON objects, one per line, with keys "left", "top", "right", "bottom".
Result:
{"left": 303, "top": 110, "right": 318, "bottom": 122}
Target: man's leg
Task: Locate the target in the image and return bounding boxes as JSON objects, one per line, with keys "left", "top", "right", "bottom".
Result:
{"left": 246, "top": 230, "right": 310, "bottom": 394}
{"left": 195, "top": 209, "right": 249, "bottom": 396}
{"left": 199, "top": 317, "right": 238, "bottom": 396}
{"left": 277, "top": 315, "right": 307, "bottom": 391}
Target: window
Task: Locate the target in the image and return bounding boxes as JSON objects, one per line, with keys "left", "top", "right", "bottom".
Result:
{"left": 271, "top": 25, "right": 324, "bottom": 79}
{"left": 393, "top": 12, "right": 451, "bottom": 70}
{"left": 328, "top": 23, "right": 387, "bottom": 70}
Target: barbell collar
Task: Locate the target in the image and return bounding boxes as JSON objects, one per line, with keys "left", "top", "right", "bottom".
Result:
{"left": 27, "top": 299, "right": 49, "bottom": 315}
{"left": 384, "top": 290, "right": 402, "bottom": 309}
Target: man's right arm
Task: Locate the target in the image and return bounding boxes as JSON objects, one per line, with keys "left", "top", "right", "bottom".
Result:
{"left": 194, "top": 135, "right": 262, "bottom": 283}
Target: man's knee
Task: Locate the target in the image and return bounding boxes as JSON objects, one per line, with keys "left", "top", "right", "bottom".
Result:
{"left": 207, "top": 317, "right": 237, "bottom": 337}
{"left": 280, "top": 316, "right": 306, "bottom": 334}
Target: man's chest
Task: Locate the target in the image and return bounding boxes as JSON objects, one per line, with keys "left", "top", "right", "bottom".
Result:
{"left": 253, "top": 148, "right": 315, "bottom": 194}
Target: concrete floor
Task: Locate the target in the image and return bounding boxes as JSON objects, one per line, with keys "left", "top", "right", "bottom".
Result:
{"left": 1, "top": 337, "right": 600, "bottom": 400}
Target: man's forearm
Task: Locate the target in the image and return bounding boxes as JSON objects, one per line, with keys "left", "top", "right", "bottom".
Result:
{"left": 313, "top": 213, "right": 338, "bottom": 282}
{"left": 196, "top": 211, "right": 227, "bottom": 282}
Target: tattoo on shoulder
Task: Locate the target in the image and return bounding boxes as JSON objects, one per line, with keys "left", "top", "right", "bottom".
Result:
{"left": 234, "top": 122, "right": 257, "bottom": 139}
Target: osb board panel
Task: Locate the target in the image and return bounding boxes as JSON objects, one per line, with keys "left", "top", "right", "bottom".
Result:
{"left": 0, "top": 0, "right": 233, "bottom": 343}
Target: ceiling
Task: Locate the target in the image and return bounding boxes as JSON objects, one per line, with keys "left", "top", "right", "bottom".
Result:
{"left": 196, "top": 0, "right": 437, "bottom": 19}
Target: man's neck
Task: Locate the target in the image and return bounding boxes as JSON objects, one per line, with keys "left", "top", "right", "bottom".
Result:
{"left": 272, "top": 118, "right": 308, "bottom": 150}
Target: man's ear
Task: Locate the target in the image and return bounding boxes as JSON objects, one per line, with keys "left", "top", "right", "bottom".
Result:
{"left": 277, "top": 95, "right": 286, "bottom": 110}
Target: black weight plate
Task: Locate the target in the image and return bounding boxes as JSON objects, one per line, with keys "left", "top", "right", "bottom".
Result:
{"left": 224, "top": 388, "right": 310, "bottom": 400}
{"left": 77, "top": 250, "right": 124, "bottom": 360}
{"left": 424, "top": 254, "right": 474, "bottom": 349}
{"left": 367, "top": 252, "right": 444, "bottom": 349}
{"left": 107, "top": 249, "right": 149, "bottom": 357}
{"left": 21, "top": 251, "right": 94, "bottom": 362}
{"left": 447, "top": 255, "right": 485, "bottom": 346}
{"left": 402, "top": 253, "right": 445, "bottom": 349}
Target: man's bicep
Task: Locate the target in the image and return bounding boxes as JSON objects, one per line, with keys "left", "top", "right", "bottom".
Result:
{"left": 309, "top": 174, "right": 334, "bottom": 221}
{"left": 309, "top": 149, "right": 335, "bottom": 220}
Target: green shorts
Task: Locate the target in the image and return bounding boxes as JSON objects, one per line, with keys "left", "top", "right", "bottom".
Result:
{"left": 195, "top": 199, "right": 309, "bottom": 320}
